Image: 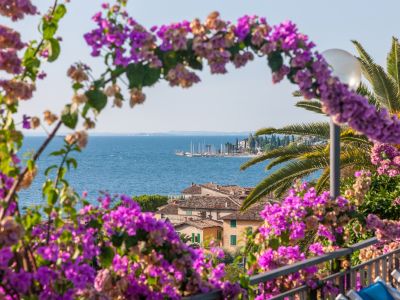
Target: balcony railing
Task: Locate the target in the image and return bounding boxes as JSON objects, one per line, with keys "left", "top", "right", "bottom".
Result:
{"left": 185, "top": 237, "right": 400, "bottom": 299}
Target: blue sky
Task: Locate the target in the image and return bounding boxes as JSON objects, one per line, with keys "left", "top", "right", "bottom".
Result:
{"left": 10, "top": 0, "right": 400, "bottom": 133}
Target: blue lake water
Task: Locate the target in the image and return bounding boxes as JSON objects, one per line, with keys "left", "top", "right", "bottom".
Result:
{"left": 19, "top": 135, "right": 314, "bottom": 207}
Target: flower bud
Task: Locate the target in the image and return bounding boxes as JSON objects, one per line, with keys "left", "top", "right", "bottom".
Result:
{"left": 19, "top": 167, "right": 37, "bottom": 190}
{"left": 43, "top": 110, "right": 58, "bottom": 125}
{"left": 105, "top": 84, "right": 121, "bottom": 97}
{"left": 72, "top": 93, "right": 88, "bottom": 104}
{"left": 30, "top": 116, "right": 40, "bottom": 129}
{"left": 0, "top": 217, "right": 23, "bottom": 246}
{"left": 113, "top": 97, "right": 123, "bottom": 108}
{"left": 129, "top": 88, "right": 146, "bottom": 108}
{"left": 65, "top": 130, "right": 88, "bottom": 148}
{"left": 67, "top": 65, "right": 89, "bottom": 82}
{"left": 84, "top": 119, "right": 96, "bottom": 130}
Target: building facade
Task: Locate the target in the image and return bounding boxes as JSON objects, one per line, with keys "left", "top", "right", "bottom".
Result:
{"left": 174, "top": 219, "right": 223, "bottom": 247}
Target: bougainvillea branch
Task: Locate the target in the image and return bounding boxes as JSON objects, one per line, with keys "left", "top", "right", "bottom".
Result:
{"left": 0, "top": 121, "right": 62, "bottom": 220}
{"left": 83, "top": 5, "right": 400, "bottom": 144}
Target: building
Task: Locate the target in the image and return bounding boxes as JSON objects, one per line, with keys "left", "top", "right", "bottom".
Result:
{"left": 174, "top": 219, "right": 223, "bottom": 247}
{"left": 156, "top": 183, "right": 271, "bottom": 251}
{"left": 182, "top": 182, "right": 252, "bottom": 199}
{"left": 177, "top": 196, "right": 241, "bottom": 220}
{"left": 154, "top": 202, "right": 195, "bottom": 224}
{"left": 220, "top": 203, "right": 266, "bottom": 252}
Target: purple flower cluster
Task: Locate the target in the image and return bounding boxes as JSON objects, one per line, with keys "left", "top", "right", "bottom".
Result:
{"left": 0, "top": 195, "right": 243, "bottom": 299}
{"left": 0, "top": 172, "right": 16, "bottom": 216}
{"left": 0, "top": 0, "right": 37, "bottom": 21}
{"left": 370, "top": 143, "right": 400, "bottom": 176}
{"left": 84, "top": 6, "right": 161, "bottom": 68}
{"left": 366, "top": 214, "right": 400, "bottom": 242}
{"left": 0, "top": 49, "right": 22, "bottom": 74}
{"left": 85, "top": 6, "right": 400, "bottom": 144}
{"left": 249, "top": 183, "right": 354, "bottom": 298}
{"left": 0, "top": 25, "right": 24, "bottom": 50}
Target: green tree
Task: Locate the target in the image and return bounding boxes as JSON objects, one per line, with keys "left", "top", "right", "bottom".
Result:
{"left": 242, "top": 37, "right": 400, "bottom": 209}
{"left": 134, "top": 194, "right": 169, "bottom": 212}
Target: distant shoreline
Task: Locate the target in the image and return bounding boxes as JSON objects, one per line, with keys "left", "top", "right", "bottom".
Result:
{"left": 23, "top": 131, "right": 254, "bottom": 137}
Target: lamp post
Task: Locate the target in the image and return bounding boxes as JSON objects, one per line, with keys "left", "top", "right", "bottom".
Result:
{"left": 321, "top": 49, "right": 361, "bottom": 199}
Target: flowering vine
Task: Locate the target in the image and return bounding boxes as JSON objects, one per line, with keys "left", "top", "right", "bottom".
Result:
{"left": 243, "top": 183, "right": 356, "bottom": 298}
{"left": 370, "top": 143, "right": 400, "bottom": 177}
{"left": 81, "top": 4, "right": 400, "bottom": 144}
{"left": 1, "top": 0, "right": 400, "bottom": 299}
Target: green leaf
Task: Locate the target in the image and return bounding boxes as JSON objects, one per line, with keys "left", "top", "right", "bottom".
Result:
{"left": 49, "top": 149, "right": 66, "bottom": 157}
{"left": 48, "top": 38, "right": 60, "bottom": 62}
{"left": 161, "top": 51, "right": 178, "bottom": 71}
{"left": 60, "top": 230, "right": 72, "bottom": 243}
{"left": 188, "top": 56, "right": 203, "bottom": 71}
{"left": 86, "top": 89, "right": 107, "bottom": 112}
{"left": 268, "top": 238, "right": 280, "bottom": 250}
{"left": 87, "top": 219, "right": 101, "bottom": 229}
{"left": 42, "top": 21, "right": 58, "bottom": 39}
{"left": 81, "top": 103, "right": 90, "bottom": 118}
{"left": 27, "top": 159, "right": 35, "bottom": 171}
{"left": 143, "top": 67, "right": 161, "bottom": 87}
{"left": 53, "top": 4, "right": 67, "bottom": 21}
{"left": 47, "top": 188, "right": 59, "bottom": 206}
{"left": 268, "top": 51, "right": 283, "bottom": 72}
{"left": 125, "top": 235, "right": 139, "bottom": 248}
{"left": 126, "top": 63, "right": 161, "bottom": 88}
{"left": 111, "top": 233, "right": 124, "bottom": 248}
{"left": 66, "top": 158, "right": 77, "bottom": 170}
{"left": 126, "top": 64, "right": 145, "bottom": 88}
{"left": 45, "top": 165, "right": 58, "bottom": 176}
{"left": 99, "top": 246, "right": 115, "bottom": 268}
{"left": 72, "top": 82, "right": 84, "bottom": 91}
{"left": 61, "top": 104, "right": 78, "bottom": 129}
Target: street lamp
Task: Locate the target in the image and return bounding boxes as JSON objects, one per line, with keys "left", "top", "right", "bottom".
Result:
{"left": 321, "top": 49, "right": 361, "bottom": 199}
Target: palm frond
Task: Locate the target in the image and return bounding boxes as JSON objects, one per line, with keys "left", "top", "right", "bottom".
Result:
{"left": 357, "top": 83, "right": 380, "bottom": 107}
{"left": 315, "top": 168, "right": 330, "bottom": 194}
{"left": 292, "top": 90, "right": 303, "bottom": 97}
{"left": 265, "top": 155, "right": 296, "bottom": 170}
{"left": 358, "top": 59, "right": 399, "bottom": 112}
{"left": 256, "top": 122, "right": 330, "bottom": 138}
{"left": 352, "top": 40, "right": 375, "bottom": 65}
{"left": 340, "top": 129, "right": 372, "bottom": 147}
{"left": 295, "top": 101, "right": 325, "bottom": 115}
{"left": 387, "top": 36, "right": 400, "bottom": 90}
{"left": 273, "top": 180, "right": 296, "bottom": 198}
{"left": 242, "top": 157, "right": 329, "bottom": 210}
{"left": 240, "top": 144, "right": 321, "bottom": 170}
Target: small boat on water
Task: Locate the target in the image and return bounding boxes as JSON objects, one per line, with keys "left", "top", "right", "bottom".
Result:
{"left": 175, "top": 151, "right": 185, "bottom": 156}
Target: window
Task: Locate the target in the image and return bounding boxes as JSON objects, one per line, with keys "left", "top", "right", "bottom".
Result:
{"left": 217, "top": 230, "right": 222, "bottom": 240}
{"left": 195, "top": 233, "right": 201, "bottom": 243}
{"left": 191, "top": 233, "right": 195, "bottom": 243}
{"left": 230, "top": 235, "right": 237, "bottom": 246}
{"left": 186, "top": 210, "right": 192, "bottom": 216}
{"left": 230, "top": 220, "right": 237, "bottom": 228}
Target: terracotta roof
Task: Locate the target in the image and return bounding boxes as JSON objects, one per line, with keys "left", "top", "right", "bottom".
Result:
{"left": 175, "top": 219, "right": 223, "bottom": 230}
{"left": 200, "top": 183, "right": 252, "bottom": 198}
{"left": 182, "top": 184, "right": 202, "bottom": 195}
{"left": 178, "top": 196, "right": 241, "bottom": 210}
{"left": 157, "top": 203, "right": 179, "bottom": 215}
{"left": 220, "top": 210, "right": 263, "bottom": 221}
{"left": 220, "top": 201, "right": 268, "bottom": 221}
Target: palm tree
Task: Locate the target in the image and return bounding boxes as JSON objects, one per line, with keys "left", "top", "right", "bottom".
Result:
{"left": 241, "top": 37, "right": 400, "bottom": 210}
